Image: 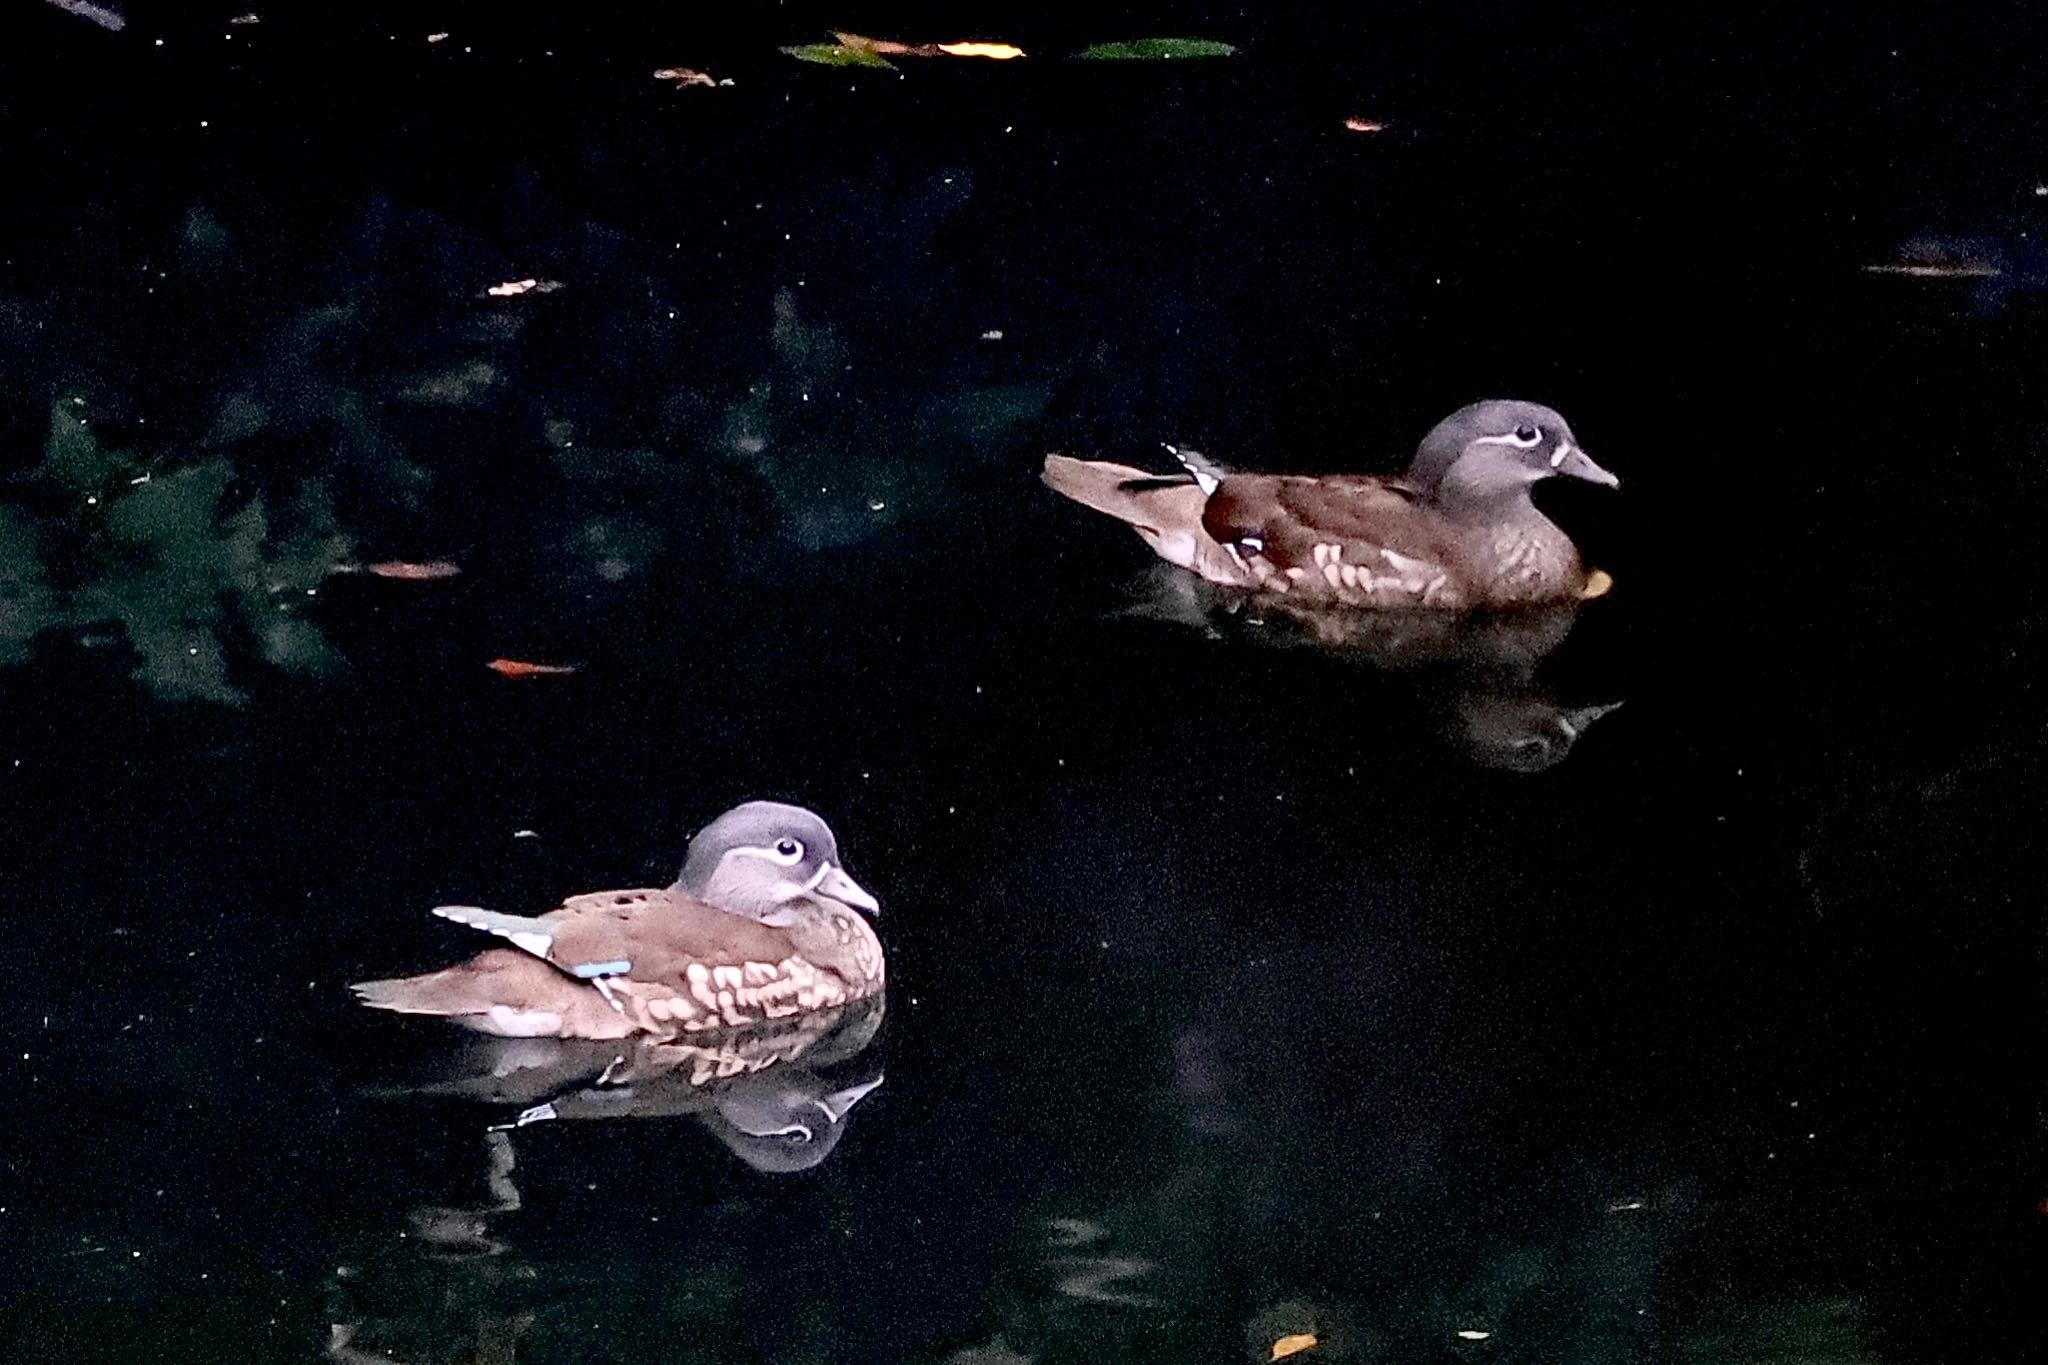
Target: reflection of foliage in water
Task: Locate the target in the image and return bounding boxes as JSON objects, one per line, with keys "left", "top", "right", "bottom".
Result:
{"left": 1680, "top": 1298, "right": 1871, "bottom": 1364}
{"left": 5, "top": 399, "right": 348, "bottom": 703}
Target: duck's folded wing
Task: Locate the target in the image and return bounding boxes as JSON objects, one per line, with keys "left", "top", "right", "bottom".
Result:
{"left": 1042, "top": 455, "right": 1250, "bottom": 586}
{"left": 542, "top": 889, "right": 798, "bottom": 983}
{"left": 1203, "top": 475, "right": 1460, "bottom": 604}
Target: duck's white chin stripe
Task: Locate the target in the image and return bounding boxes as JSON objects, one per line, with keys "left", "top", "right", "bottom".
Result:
{"left": 1550, "top": 442, "right": 1574, "bottom": 469}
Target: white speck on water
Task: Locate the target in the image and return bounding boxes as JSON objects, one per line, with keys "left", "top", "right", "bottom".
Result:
{"left": 867, "top": 499, "right": 886, "bottom": 512}
{"left": 2035, "top": 185, "right": 2048, "bottom": 197}
{"left": 980, "top": 329, "right": 1004, "bottom": 340}
{"left": 85, "top": 496, "right": 97, "bottom": 505}
{"left": 1457, "top": 1330, "right": 1491, "bottom": 1341}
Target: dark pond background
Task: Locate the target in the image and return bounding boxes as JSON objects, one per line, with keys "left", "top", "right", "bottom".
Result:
{"left": 2, "top": 4, "right": 2044, "bottom": 1362}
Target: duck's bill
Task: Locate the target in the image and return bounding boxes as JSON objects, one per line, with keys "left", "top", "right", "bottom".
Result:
{"left": 815, "top": 863, "right": 880, "bottom": 913}
{"left": 1554, "top": 443, "right": 1621, "bottom": 489}
{"left": 815, "top": 1075, "right": 885, "bottom": 1123}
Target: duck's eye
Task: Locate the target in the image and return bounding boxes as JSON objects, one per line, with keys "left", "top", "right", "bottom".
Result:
{"left": 1513, "top": 424, "right": 1542, "bottom": 445}
{"left": 773, "top": 837, "right": 803, "bottom": 862}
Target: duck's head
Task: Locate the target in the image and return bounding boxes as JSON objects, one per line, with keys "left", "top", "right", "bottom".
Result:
{"left": 675, "top": 801, "right": 879, "bottom": 922}
{"left": 1408, "top": 400, "right": 1619, "bottom": 505}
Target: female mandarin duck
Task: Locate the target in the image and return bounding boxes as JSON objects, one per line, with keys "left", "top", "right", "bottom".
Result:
{"left": 1043, "top": 400, "right": 1620, "bottom": 610}
{"left": 352, "top": 802, "right": 883, "bottom": 1040}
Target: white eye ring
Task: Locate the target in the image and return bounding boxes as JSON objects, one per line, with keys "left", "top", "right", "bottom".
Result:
{"left": 1474, "top": 425, "right": 1545, "bottom": 450}
{"left": 734, "top": 838, "right": 807, "bottom": 868}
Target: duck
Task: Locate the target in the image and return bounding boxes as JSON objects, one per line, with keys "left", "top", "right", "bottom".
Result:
{"left": 351, "top": 801, "right": 884, "bottom": 1040}
{"left": 1042, "top": 400, "right": 1619, "bottom": 610}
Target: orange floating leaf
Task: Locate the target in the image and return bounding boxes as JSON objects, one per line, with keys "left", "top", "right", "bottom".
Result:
{"left": 1342, "top": 117, "right": 1387, "bottom": 133}
{"left": 1271, "top": 1334, "right": 1318, "bottom": 1360}
{"left": 364, "top": 560, "right": 462, "bottom": 581}
{"left": 487, "top": 658, "right": 579, "bottom": 678}
{"left": 938, "top": 42, "right": 1026, "bottom": 59}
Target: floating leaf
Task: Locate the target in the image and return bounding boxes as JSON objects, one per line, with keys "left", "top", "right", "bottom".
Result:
{"left": 782, "top": 41, "right": 897, "bottom": 69}
{"left": 937, "top": 42, "right": 1025, "bottom": 59}
{"left": 1271, "top": 1334, "right": 1318, "bottom": 1360}
{"left": 1074, "top": 37, "right": 1238, "bottom": 60}
{"left": 1579, "top": 567, "right": 1614, "bottom": 600}
{"left": 653, "top": 67, "right": 732, "bottom": 87}
{"left": 488, "top": 658, "right": 579, "bottom": 678}
{"left": 1861, "top": 262, "right": 2000, "bottom": 279}
{"left": 484, "top": 278, "right": 565, "bottom": 298}
{"left": 361, "top": 560, "right": 462, "bottom": 581}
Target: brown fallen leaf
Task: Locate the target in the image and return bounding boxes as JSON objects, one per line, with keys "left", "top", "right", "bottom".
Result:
{"left": 653, "top": 67, "right": 732, "bottom": 87}
{"left": 1342, "top": 117, "right": 1387, "bottom": 132}
{"left": 830, "top": 31, "right": 1024, "bottom": 59}
{"left": 1271, "top": 1334, "right": 1318, "bottom": 1360}
{"left": 1579, "top": 567, "right": 1615, "bottom": 600}
{"left": 487, "top": 658, "right": 579, "bottom": 678}
{"left": 363, "top": 560, "right": 462, "bottom": 581}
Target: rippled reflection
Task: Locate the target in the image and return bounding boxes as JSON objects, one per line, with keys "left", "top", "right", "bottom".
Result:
{"left": 1124, "top": 565, "right": 1624, "bottom": 770}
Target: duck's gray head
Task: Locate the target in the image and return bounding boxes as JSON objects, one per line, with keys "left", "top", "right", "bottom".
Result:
{"left": 1407, "top": 400, "right": 1619, "bottom": 505}
{"left": 704, "top": 1072, "right": 885, "bottom": 1173}
{"left": 674, "top": 801, "right": 879, "bottom": 923}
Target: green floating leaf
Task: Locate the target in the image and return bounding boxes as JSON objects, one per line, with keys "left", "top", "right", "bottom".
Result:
{"left": 782, "top": 42, "right": 897, "bottom": 69}
{"left": 1074, "top": 37, "right": 1238, "bottom": 60}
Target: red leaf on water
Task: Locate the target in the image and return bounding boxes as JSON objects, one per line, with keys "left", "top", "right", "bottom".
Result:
{"left": 364, "top": 560, "right": 462, "bottom": 580}
{"left": 487, "top": 659, "right": 579, "bottom": 678}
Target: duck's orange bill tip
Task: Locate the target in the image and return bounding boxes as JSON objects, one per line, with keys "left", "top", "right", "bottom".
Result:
{"left": 487, "top": 658, "right": 580, "bottom": 678}
{"left": 1580, "top": 568, "right": 1615, "bottom": 600}
{"left": 364, "top": 559, "right": 462, "bottom": 580}
{"left": 1271, "top": 1334, "right": 1318, "bottom": 1360}
{"left": 938, "top": 41, "right": 1026, "bottom": 59}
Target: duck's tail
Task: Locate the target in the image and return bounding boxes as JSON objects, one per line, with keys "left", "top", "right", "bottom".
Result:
{"left": 1041, "top": 455, "right": 1249, "bottom": 587}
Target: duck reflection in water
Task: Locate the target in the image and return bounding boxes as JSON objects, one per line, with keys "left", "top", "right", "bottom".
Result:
{"left": 418, "top": 993, "right": 886, "bottom": 1172}
{"left": 1125, "top": 563, "right": 1623, "bottom": 772}
{"left": 329, "top": 998, "right": 882, "bottom": 1364}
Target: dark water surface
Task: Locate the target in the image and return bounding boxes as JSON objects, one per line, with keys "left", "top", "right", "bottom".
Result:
{"left": 2, "top": 5, "right": 2044, "bottom": 1363}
